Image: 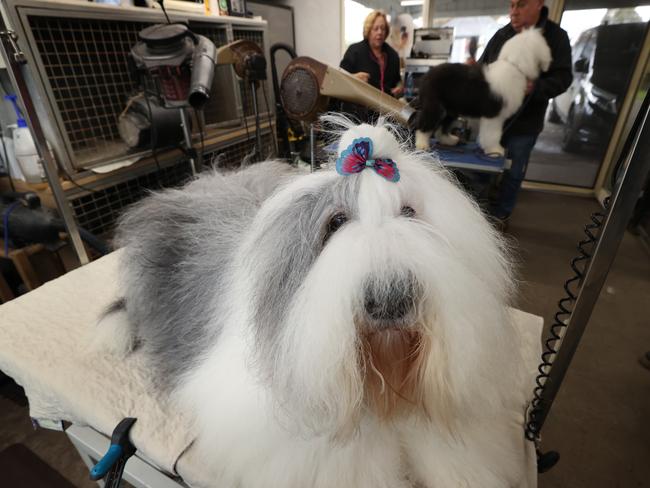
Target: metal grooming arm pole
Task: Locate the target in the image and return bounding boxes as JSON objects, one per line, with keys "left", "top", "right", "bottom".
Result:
{"left": 0, "top": 17, "right": 89, "bottom": 265}
{"left": 533, "top": 93, "right": 650, "bottom": 431}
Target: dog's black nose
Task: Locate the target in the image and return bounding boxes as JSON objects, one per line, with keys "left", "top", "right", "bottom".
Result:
{"left": 363, "top": 274, "right": 418, "bottom": 326}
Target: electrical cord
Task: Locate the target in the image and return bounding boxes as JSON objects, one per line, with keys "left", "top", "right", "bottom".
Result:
{"left": 241, "top": 110, "right": 259, "bottom": 167}
{"left": 196, "top": 107, "right": 205, "bottom": 170}
{"left": 261, "top": 82, "right": 278, "bottom": 156}
{"left": 520, "top": 179, "right": 613, "bottom": 476}
{"left": 253, "top": 82, "right": 262, "bottom": 161}
{"left": 155, "top": 0, "right": 172, "bottom": 24}
{"left": 525, "top": 198, "right": 608, "bottom": 438}
{"left": 143, "top": 91, "right": 165, "bottom": 188}
{"left": 61, "top": 170, "right": 98, "bottom": 195}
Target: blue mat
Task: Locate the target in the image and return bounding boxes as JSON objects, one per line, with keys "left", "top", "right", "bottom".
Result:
{"left": 323, "top": 140, "right": 507, "bottom": 174}
{"left": 431, "top": 141, "right": 506, "bottom": 173}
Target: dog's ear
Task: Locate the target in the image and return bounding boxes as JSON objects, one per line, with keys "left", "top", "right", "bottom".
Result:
{"left": 540, "top": 44, "right": 552, "bottom": 73}
{"left": 533, "top": 28, "right": 552, "bottom": 73}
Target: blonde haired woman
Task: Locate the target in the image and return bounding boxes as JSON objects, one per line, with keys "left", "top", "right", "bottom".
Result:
{"left": 340, "top": 10, "right": 402, "bottom": 97}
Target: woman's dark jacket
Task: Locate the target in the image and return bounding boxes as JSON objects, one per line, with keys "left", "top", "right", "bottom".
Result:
{"left": 340, "top": 39, "right": 401, "bottom": 94}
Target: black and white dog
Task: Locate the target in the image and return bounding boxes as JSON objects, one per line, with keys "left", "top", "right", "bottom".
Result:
{"left": 412, "top": 28, "right": 552, "bottom": 155}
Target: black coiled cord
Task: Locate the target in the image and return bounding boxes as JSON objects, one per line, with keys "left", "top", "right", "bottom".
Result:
{"left": 522, "top": 197, "right": 610, "bottom": 474}
{"left": 525, "top": 196, "right": 611, "bottom": 444}
{"left": 522, "top": 91, "right": 648, "bottom": 475}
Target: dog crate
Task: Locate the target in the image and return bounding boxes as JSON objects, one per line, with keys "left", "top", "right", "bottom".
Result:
{"left": 3, "top": 0, "right": 272, "bottom": 173}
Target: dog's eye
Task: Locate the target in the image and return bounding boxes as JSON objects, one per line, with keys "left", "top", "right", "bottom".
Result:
{"left": 401, "top": 206, "right": 416, "bottom": 218}
{"left": 323, "top": 212, "right": 348, "bottom": 245}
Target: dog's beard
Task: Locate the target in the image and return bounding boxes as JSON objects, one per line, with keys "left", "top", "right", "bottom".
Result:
{"left": 358, "top": 323, "right": 429, "bottom": 419}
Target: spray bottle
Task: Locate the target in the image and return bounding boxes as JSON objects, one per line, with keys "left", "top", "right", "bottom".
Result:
{"left": 4, "top": 94, "right": 45, "bottom": 183}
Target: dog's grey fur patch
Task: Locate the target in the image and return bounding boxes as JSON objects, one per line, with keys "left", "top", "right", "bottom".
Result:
{"left": 114, "top": 161, "right": 298, "bottom": 390}
{"left": 248, "top": 174, "right": 360, "bottom": 372}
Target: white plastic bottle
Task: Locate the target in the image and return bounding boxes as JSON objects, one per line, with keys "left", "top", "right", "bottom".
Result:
{"left": 1, "top": 125, "right": 26, "bottom": 181}
{"left": 5, "top": 94, "right": 44, "bottom": 183}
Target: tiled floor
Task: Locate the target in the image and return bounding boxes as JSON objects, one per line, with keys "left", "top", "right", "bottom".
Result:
{"left": 0, "top": 188, "right": 648, "bottom": 487}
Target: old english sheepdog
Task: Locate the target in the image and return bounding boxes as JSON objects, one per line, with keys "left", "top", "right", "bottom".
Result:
{"left": 98, "top": 116, "right": 532, "bottom": 487}
{"left": 413, "top": 28, "right": 552, "bottom": 155}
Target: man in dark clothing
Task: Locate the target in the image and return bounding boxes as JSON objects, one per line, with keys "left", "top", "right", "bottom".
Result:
{"left": 479, "top": 0, "right": 572, "bottom": 222}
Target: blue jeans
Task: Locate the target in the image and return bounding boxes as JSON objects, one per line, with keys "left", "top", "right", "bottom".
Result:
{"left": 490, "top": 134, "right": 538, "bottom": 219}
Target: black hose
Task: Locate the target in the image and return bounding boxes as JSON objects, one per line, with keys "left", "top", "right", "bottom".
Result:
{"left": 270, "top": 43, "right": 298, "bottom": 159}
{"left": 52, "top": 219, "right": 111, "bottom": 256}
{"left": 270, "top": 43, "right": 297, "bottom": 104}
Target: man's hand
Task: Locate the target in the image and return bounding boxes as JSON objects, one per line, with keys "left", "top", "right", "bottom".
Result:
{"left": 525, "top": 79, "right": 535, "bottom": 95}
{"left": 353, "top": 72, "right": 370, "bottom": 83}
{"left": 391, "top": 85, "right": 404, "bottom": 97}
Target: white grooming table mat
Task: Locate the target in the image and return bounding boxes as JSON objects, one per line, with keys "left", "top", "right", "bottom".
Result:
{"left": 0, "top": 251, "right": 198, "bottom": 482}
{"left": 0, "top": 251, "right": 543, "bottom": 487}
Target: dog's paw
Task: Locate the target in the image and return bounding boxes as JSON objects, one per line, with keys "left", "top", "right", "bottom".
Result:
{"left": 437, "top": 133, "right": 460, "bottom": 146}
{"left": 483, "top": 145, "right": 505, "bottom": 157}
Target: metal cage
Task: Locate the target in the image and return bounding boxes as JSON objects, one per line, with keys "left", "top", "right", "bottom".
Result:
{"left": 67, "top": 127, "right": 274, "bottom": 237}
{"left": 3, "top": 0, "right": 272, "bottom": 172}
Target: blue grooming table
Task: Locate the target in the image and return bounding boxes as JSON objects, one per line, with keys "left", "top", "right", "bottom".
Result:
{"left": 431, "top": 141, "right": 510, "bottom": 174}
{"left": 322, "top": 140, "right": 509, "bottom": 174}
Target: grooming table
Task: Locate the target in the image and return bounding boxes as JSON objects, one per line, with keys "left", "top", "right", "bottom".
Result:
{"left": 0, "top": 251, "right": 542, "bottom": 487}
{"left": 431, "top": 141, "right": 510, "bottom": 174}
{"left": 323, "top": 141, "right": 509, "bottom": 174}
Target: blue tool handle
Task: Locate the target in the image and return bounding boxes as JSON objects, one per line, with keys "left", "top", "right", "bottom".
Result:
{"left": 90, "top": 445, "right": 123, "bottom": 481}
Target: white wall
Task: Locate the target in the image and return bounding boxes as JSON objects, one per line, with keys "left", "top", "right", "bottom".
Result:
{"left": 275, "top": 0, "right": 343, "bottom": 67}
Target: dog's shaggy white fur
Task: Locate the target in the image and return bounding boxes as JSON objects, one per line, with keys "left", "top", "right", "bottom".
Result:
{"left": 99, "top": 116, "right": 532, "bottom": 487}
{"left": 414, "top": 28, "right": 552, "bottom": 155}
